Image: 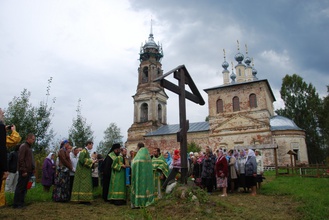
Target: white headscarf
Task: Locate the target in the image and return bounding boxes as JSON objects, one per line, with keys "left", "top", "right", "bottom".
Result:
{"left": 247, "top": 149, "right": 255, "bottom": 157}
{"left": 47, "top": 152, "right": 55, "bottom": 164}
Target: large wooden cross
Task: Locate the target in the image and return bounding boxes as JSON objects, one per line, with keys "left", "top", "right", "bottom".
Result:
{"left": 154, "top": 65, "right": 205, "bottom": 183}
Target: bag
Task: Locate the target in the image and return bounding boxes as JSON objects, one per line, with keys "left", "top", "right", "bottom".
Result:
{"left": 27, "top": 180, "right": 33, "bottom": 190}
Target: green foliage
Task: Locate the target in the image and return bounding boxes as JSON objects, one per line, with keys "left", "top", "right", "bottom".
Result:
{"left": 276, "top": 74, "right": 325, "bottom": 163}
{"left": 68, "top": 99, "right": 94, "bottom": 148}
{"left": 318, "top": 85, "right": 329, "bottom": 163}
{"left": 187, "top": 141, "right": 201, "bottom": 153}
{"left": 5, "top": 78, "right": 55, "bottom": 153}
{"left": 98, "top": 122, "right": 123, "bottom": 156}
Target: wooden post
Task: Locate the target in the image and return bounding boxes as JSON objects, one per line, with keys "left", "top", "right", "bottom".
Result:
{"left": 274, "top": 148, "right": 278, "bottom": 176}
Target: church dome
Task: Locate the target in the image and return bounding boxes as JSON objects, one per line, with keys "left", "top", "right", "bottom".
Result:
{"left": 244, "top": 56, "right": 251, "bottom": 66}
{"left": 270, "top": 115, "right": 302, "bottom": 131}
{"left": 234, "top": 52, "right": 244, "bottom": 64}
{"left": 222, "top": 60, "right": 229, "bottom": 70}
{"left": 143, "top": 33, "right": 159, "bottom": 50}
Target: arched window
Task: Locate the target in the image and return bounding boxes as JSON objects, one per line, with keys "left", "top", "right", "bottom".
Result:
{"left": 249, "top": 93, "right": 257, "bottom": 108}
{"left": 216, "top": 99, "right": 223, "bottom": 113}
{"left": 140, "top": 103, "right": 148, "bottom": 122}
{"left": 233, "top": 96, "right": 240, "bottom": 112}
{"left": 142, "top": 67, "right": 148, "bottom": 83}
{"left": 158, "top": 104, "right": 162, "bottom": 123}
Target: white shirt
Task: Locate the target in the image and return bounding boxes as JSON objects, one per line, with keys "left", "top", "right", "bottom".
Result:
{"left": 70, "top": 151, "right": 79, "bottom": 176}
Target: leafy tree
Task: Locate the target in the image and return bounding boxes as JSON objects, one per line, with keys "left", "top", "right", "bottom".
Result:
{"left": 275, "top": 74, "right": 324, "bottom": 163}
{"left": 69, "top": 99, "right": 94, "bottom": 148}
{"left": 187, "top": 141, "right": 201, "bottom": 154}
{"left": 5, "top": 78, "right": 55, "bottom": 153}
{"left": 98, "top": 123, "right": 123, "bottom": 156}
{"left": 318, "top": 85, "right": 329, "bottom": 163}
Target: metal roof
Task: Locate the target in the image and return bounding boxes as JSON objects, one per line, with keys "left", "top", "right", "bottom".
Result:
{"left": 270, "top": 115, "right": 302, "bottom": 131}
{"left": 145, "top": 121, "right": 209, "bottom": 136}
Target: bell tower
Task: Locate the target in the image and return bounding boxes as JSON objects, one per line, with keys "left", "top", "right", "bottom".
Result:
{"left": 126, "top": 24, "right": 168, "bottom": 149}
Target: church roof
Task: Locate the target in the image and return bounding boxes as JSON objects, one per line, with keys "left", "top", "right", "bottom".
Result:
{"left": 204, "top": 79, "right": 276, "bottom": 101}
{"left": 270, "top": 115, "right": 303, "bottom": 131}
{"left": 145, "top": 115, "right": 301, "bottom": 137}
{"left": 145, "top": 121, "right": 209, "bottom": 136}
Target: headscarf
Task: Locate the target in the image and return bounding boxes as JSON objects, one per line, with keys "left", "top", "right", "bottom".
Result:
{"left": 46, "top": 152, "right": 54, "bottom": 164}
{"left": 165, "top": 151, "right": 172, "bottom": 167}
{"left": 239, "top": 149, "right": 246, "bottom": 158}
{"left": 247, "top": 149, "right": 256, "bottom": 157}
{"left": 173, "top": 149, "right": 180, "bottom": 160}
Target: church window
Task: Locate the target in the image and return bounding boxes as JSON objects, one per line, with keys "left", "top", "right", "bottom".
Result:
{"left": 233, "top": 96, "right": 240, "bottom": 111}
{"left": 142, "top": 67, "right": 148, "bottom": 83}
{"left": 140, "top": 103, "right": 148, "bottom": 122}
{"left": 158, "top": 104, "right": 162, "bottom": 123}
{"left": 239, "top": 69, "right": 241, "bottom": 76}
{"left": 216, "top": 99, "right": 223, "bottom": 113}
{"left": 249, "top": 93, "right": 257, "bottom": 108}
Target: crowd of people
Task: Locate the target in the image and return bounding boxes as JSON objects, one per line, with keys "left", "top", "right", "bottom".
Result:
{"left": 190, "top": 147, "right": 264, "bottom": 196}
{"left": 1, "top": 106, "right": 264, "bottom": 209}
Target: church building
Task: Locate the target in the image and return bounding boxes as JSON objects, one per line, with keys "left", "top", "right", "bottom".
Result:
{"left": 126, "top": 31, "right": 309, "bottom": 167}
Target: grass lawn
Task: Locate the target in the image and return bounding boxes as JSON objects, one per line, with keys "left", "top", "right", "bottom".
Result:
{"left": 1, "top": 172, "right": 328, "bottom": 220}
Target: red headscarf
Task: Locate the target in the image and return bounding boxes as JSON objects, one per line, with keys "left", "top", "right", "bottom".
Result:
{"left": 173, "top": 149, "right": 180, "bottom": 160}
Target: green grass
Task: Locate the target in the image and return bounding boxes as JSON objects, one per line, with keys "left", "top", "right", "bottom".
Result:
{"left": 262, "top": 171, "right": 329, "bottom": 220}
{"left": 3, "top": 174, "right": 329, "bottom": 220}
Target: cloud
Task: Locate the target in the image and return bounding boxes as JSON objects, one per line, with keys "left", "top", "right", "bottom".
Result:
{"left": 1, "top": 0, "right": 328, "bottom": 148}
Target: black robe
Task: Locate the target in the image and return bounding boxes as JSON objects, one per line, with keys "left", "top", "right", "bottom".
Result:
{"left": 101, "top": 152, "right": 113, "bottom": 201}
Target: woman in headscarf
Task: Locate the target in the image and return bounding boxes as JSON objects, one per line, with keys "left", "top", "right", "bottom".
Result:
{"left": 164, "top": 151, "right": 172, "bottom": 170}
{"left": 237, "top": 149, "right": 247, "bottom": 192}
{"left": 162, "top": 149, "right": 181, "bottom": 189}
{"left": 41, "top": 152, "right": 56, "bottom": 192}
{"left": 245, "top": 149, "right": 257, "bottom": 196}
{"left": 201, "top": 151, "right": 215, "bottom": 193}
{"left": 215, "top": 150, "right": 228, "bottom": 196}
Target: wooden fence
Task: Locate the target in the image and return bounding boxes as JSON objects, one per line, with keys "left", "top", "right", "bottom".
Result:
{"left": 268, "top": 164, "right": 329, "bottom": 178}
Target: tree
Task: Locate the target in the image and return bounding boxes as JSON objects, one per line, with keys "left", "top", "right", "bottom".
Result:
{"left": 275, "top": 74, "right": 324, "bottom": 163}
{"left": 187, "top": 141, "right": 201, "bottom": 153}
{"left": 5, "top": 78, "right": 55, "bottom": 153}
{"left": 69, "top": 99, "right": 94, "bottom": 148}
{"left": 318, "top": 85, "right": 329, "bottom": 163}
{"left": 98, "top": 123, "right": 123, "bottom": 156}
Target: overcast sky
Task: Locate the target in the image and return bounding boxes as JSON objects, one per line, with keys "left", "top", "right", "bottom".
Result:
{"left": 1, "top": 0, "right": 328, "bottom": 148}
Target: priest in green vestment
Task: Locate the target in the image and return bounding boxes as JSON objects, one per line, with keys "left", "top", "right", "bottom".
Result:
{"left": 71, "top": 141, "right": 95, "bottom": 203}
{"left": 152, "top": 148, "right": 169, "bottom": 199}
{"left": 131, "top": 142, "right": 154, "bottom": 208}
{"left": 107, "top": 144, "right": 128, "bottom": 205}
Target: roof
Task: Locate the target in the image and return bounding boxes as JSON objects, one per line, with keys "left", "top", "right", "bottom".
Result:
{"left": 270, "top": 115, "right": 302, "bottom": 131}
{"left": 204, "top": 79, "right": 276, "bottom": 101}
{"left": 145, "top": 115, "right": 301, "bottom": 137}
{"left": 145, "top": 121, "right": 209, "bottom": 136}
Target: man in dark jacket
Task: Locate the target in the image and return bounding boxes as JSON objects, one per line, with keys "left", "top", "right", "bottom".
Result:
{"left": 13, "top": 133, "right": 35, "bottom": 209}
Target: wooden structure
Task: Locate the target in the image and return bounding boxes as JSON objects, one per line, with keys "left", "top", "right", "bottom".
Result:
{"left": 154, "top": 65, "right": 205, "bottom": 183}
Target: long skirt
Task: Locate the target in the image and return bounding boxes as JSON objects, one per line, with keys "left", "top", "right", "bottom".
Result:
{"left": 216, "top": 176, "right": 228, "bottom": 188}
{"left": 245, "top": 175, "right": 256, "bottom": 188}
{"left": 53, "top": 168, "right": 70, "bottom": 202}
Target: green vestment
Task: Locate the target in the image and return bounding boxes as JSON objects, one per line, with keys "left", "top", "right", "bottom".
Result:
{"left": 108, "top": 152, "right": 126, "bottom": 201}
{"left": 152, "top": 154, "right": 169, "bottom": 199}
{"left": 71, "top": 148, "right": 94, "bottom": 202}
{"left": 131, "top": 147, "right": 154, "bottom": 208}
